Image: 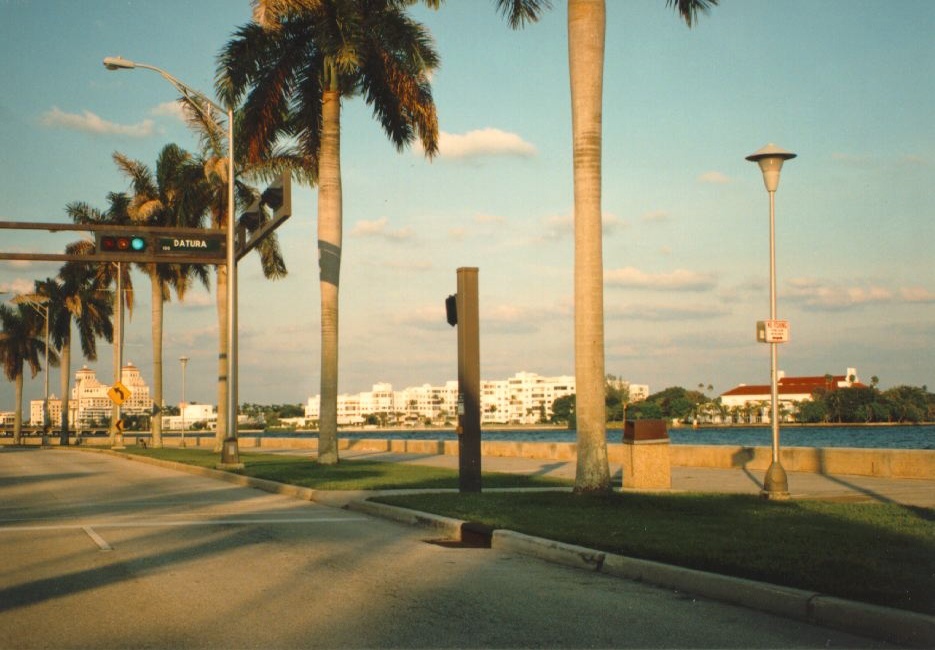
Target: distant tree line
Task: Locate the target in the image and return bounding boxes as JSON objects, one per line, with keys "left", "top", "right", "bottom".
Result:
{"left": 550, "top": 380, "right": 934, "bottom": 426}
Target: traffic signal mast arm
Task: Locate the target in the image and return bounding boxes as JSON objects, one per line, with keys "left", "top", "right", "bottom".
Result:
{"left": 0, "top": 221, "right": 227, "bottom": 265}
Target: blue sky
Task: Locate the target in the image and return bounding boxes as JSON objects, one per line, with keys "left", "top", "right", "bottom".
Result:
{"left": 2, "top": 0, "right": 933, "bottom": 410}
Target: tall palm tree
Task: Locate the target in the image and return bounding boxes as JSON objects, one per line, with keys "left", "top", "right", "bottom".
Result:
{"left": 68, "top": 193, "right": 137, "bottom": 442}
{"left": 0, "top": 303, "right": 53, "bottom": 445}
{"left": 175, "top": 94, "right": 292, "bottom": 452}
{"left": 46, "top": 261, "right": 115, "bottom": 445}
{"left": 113, "top": 145, "right": 211, "bottom": 448}
{"left": 218, "top": 0, "right": 440, "bottom": 464}
{"left": 496, "top": 0, "right": 715, "bottom": 492}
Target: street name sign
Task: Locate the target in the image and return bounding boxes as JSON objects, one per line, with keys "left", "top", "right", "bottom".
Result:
{"left": 158, "top": 235, "right": 225, "bottom": 256}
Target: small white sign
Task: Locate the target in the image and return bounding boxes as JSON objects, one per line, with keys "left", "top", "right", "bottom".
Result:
{"left": 757, "top": 320, "right": 790, "bottom": 344}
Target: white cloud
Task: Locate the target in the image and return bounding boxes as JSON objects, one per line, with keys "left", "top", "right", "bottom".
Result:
{"left": 474, "top": 213, "right": 506, "bottom": 224}
{"left": 433, "top": 128, "right": 537, "bottom": 159}
{"left": 605, "top": 267, "right": 717, "bottom": 291}
{"left": 641, "top": 210, "right": 670, "bottom": 222}
{"left": 151, "top": 100, "right": 187, "bottom": 121}
{"left": 39, "top": 106, "right": 156, "bottom": 137}
{"left": 0, "top": 278, "right": 36, "bottom": 294}
{"left": 697, "top": 171, "right": 731, "bottom": 184}
{"left": 784, "top": 277, "right": 934, "bottom": 310}
{"left": 350, "top": 217, "right": 413, "bottom": 241}
{"left": 900, "top": 287, "right": 935, "bottom": 303}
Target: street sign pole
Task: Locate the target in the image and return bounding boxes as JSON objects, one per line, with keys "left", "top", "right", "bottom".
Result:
{"left": 455, "top": 267, "right": 482, "bottom": 493}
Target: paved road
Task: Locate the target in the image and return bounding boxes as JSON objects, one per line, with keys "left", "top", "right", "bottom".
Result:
{"left": 0, "top": 448, "right": 891, "bottom": 649}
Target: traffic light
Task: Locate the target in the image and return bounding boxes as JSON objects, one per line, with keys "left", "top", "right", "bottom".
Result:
{"left": 261, "top": 172, "right": 292, "bottom": 221}
{"left": 96, "top": 233, "right": 148, "bottom": 254}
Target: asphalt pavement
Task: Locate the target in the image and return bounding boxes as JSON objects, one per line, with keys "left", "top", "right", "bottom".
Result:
{"left": 1, "top": 446, "right": 932, "bottom": 648}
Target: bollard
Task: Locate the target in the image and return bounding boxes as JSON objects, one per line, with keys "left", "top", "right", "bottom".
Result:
{"left": 622, "top": 420, "right": 671, "bottom": 489}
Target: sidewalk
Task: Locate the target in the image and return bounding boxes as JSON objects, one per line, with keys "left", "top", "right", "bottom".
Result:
{"left": 300, "top": 447, "right": 935, "bottom": 508}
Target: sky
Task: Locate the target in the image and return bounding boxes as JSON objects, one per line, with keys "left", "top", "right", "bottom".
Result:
{"left": 1, "top": 0, "right": 933, "bottom": 412}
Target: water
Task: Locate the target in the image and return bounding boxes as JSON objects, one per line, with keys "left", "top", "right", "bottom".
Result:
{"left": 325, "top": 424, "right": 935, "bottom": 450}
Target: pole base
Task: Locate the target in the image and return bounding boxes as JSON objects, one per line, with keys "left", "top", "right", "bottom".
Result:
{"left": 760, "top": 461, "right": 790, "bottom": 500}
{"left": 112, "top": 432, "right": 126, "bottom": 451}
{"left": 216, "top": 437, "right": 244, "bottom": 470}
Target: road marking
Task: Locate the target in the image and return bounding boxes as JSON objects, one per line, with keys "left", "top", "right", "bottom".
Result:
{"left": 82, "top": 525, "right": 113, "bottom": 551}
{"left": 0, "top": 516, "right": 369, "bottom": 534}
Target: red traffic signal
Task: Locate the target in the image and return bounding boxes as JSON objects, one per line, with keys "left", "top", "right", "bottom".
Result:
{"left": 96, "top": 233, "right": 148, "bottom": 254}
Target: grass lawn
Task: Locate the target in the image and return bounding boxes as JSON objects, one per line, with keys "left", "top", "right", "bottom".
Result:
{"left": 120, "top": 447, "right": 934, "bottom": 615}
{"left": 122, "top": 447, "right": 571, "bottom": 490}
{"left": 377, "top": 491, "right": 935, "bottom": 616}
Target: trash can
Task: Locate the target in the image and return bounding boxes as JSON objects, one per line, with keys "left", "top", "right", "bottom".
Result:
{"left": 622, "top": 420, "right": 671, "bottom": 489}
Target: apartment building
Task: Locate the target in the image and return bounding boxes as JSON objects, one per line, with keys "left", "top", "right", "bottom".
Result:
{"left": 305, "top": 372, "right": 648, "bottom": 427}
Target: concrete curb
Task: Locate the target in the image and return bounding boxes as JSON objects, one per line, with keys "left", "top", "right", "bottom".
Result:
{"left": 358, "top": 499, "right": 935, "bottom": 649}
{"left": 80, "top": 449, "right": 934, "bottom": 648}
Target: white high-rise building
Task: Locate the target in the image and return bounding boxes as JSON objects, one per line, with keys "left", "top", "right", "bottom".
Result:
{"left": 304, "top": 371, "right": 645, "bottom": 427}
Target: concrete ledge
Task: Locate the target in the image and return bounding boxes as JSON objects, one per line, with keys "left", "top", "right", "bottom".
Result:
{"left": 347, "top": 500, "right": 463, "bottom": 539}
{"left": 809, "top": 596, "right": 935, "bottom": 648}
{"left": 491, "top": 530, "right": 606, "bottom": 572}
{"left": 602, "top": 554, "right": 815, "bottom": 621}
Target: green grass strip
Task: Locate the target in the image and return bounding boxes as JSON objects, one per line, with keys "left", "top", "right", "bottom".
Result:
{"left": 122, "top": 447, "right": 571, "bottom": 490}
{"left": 377, "top": 491, "right": 935, "bottom": 616}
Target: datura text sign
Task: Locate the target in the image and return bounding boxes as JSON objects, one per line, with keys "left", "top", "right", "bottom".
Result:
{"left": 158, "top": 235, "right": 225, "bottom": 256}
{"left": 757, "top": 320, "right": 790, "bottom": 344}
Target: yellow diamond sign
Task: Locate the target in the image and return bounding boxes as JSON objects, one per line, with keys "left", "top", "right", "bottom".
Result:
{"left": 108, "top": 381, "right": 132, "bottom": 406}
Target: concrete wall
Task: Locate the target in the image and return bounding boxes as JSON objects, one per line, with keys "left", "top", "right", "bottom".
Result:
{"left": 9, "top": 434, "right": 932, "bottom": 480}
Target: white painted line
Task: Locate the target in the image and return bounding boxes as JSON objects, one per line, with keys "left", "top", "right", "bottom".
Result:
{"left": 0, "top": 516, "right": 369, "bottom": 534}
{"left": 83, "top": 525, "right": 113, "bottom": 551}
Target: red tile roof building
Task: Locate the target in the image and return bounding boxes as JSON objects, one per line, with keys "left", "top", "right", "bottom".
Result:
{"left": 719, "top": 367, "right": 864, "bottom": 423}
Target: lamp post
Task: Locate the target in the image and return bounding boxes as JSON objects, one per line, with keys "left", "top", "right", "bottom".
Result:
{"left": 179, "top": 355, "right": 189, "bottom": 448}
{"left": 12, "top": 294, "right": 51, "bottom": 447}
{"left": 746, "top": 143, "right": 796, "bottom": 500}
{"left": 103, "top": 56, "right": 241, "bottom": 467}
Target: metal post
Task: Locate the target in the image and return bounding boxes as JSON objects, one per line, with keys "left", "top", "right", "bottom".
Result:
{"left": 219, "top": 107, "right": 243, "bottom": 469}
{"left": 762, "top": 189, "right": 788, "bottom": 499}
{"left": 179, "top": 355, "right": 188, "bottom": 448}
{"left": 456, "top": 267, "right": 481, "bottom": 493}
{"left": 112, "top": 264, "right": 125, "bottom": 450}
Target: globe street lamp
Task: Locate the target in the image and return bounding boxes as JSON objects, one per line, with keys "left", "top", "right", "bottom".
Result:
{"left": 103, "top": 56, "right": 242, "bottom": 467}
{"left": 179, "top": 355, "right": 189, "bottom": 448}
{"left": 746, "top": 143, "right": 796, "bottom": 500}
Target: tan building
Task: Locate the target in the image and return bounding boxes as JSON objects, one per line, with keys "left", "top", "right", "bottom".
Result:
{"left": 30, "top": 363, "right": 154, "bottom": 427}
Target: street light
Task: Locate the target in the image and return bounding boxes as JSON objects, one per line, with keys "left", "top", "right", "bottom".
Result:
{"left": 12, "top": 294, "right": 51, "bottom": 447}
{"left": 746, "top": 143, "right": 797, "bottom": 500}
{"left": 104, "top": 56, "right": 242, "bottom": 467}
{"left": 179, "top": 356, "right": 189, "bottom": 448}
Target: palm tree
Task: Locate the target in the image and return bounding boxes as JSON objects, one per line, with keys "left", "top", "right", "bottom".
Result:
{"left": 45, "top": 262, "right": 115, "bottom": 445}
{"left": 175, "top": 94, "right": 292, "bottom": 452}
{"left": 67, "top": 193, "right": 138, "bottom": 442}
{"left": 0, "top": 303, "right": 54, "bottom": 445}
{"left": 113, "top": 145, "right": 211, "bottom": 448}
{"left": 218, "top": 0, "right": 440, "bottom": 464}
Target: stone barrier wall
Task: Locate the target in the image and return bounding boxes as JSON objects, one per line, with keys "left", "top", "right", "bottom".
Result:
{"left": 7, "top": 434, "right": 932, "bottom": 480}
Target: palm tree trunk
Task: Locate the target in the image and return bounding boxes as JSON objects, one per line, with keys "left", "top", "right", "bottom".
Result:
{"left": 59, "top": 336, "right": 71, "bottom": 446}
{"left": 317, "top": 89, "right": 343, "bottom": 465}
{"left": 150, "top": 277, "right": 164, "bottom": 448}
{"left": 569, "top": 0, "right": 611, "bottom": 493}
{"left": 215, "top": 266, "right": 229, "bottom": 452}
{"left": 13, "top": 372, "right": 23, "bottom": 446}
